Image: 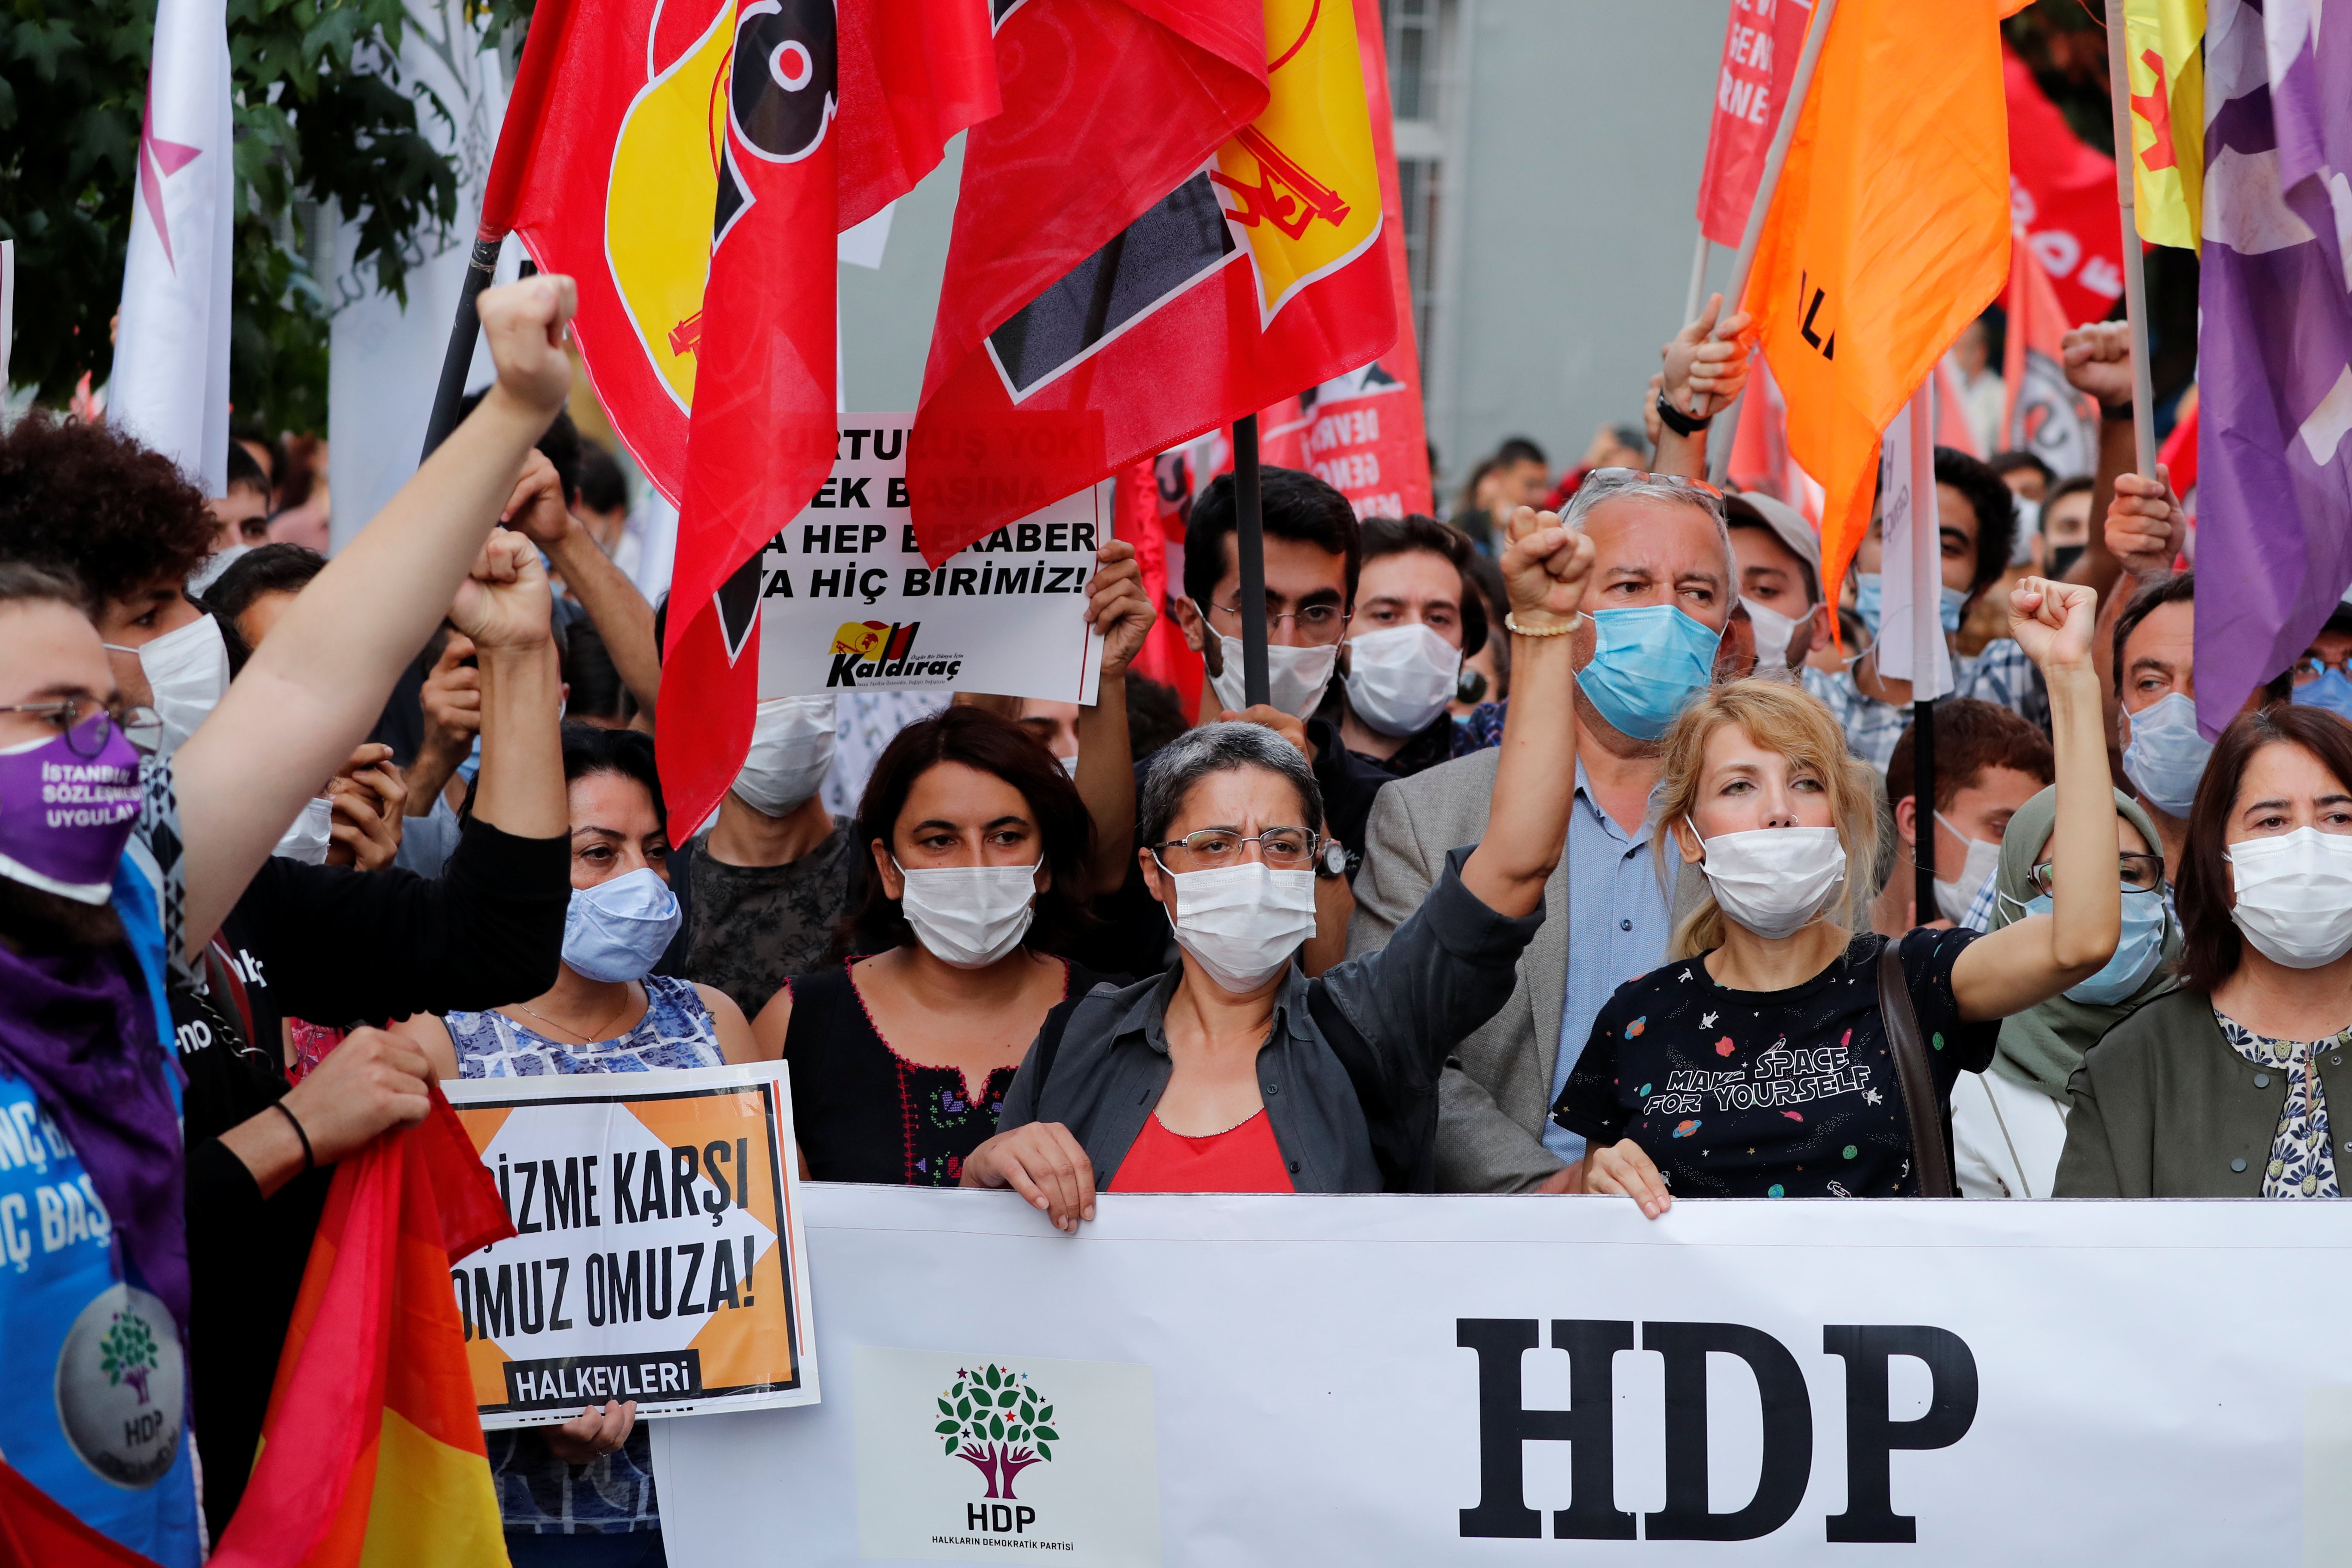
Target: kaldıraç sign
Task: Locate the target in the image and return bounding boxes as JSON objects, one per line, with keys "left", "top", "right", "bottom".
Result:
{"left": 653, "top": 1184, "right": 2352, "bottom": 1564}
{"left": 754, "top": 416, "right": 1109, "bottom": 705}
{"left": 442, "top": 1063, "right": 818, "bottom": 1428}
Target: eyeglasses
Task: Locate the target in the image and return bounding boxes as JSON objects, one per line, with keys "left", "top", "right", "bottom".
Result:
{"left": 2027, "top": 852, "right": 2165, "bottom": 897}
{"left": 1151, "top": 826, "right": 1323, "bottom": 872}
{"left": 1203, "top": 599, "right": 1352, "bottom": 645}
{"left": 2291, "top": 653, "right": 2352, "bottom": 684}
{"left": 0, "top": 699, "right": 164, "bottom": 757}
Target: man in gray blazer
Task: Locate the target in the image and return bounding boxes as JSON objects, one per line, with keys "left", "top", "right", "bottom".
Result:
{"left": 1346, "top": 471, "right": 1741, "bottom": 1192}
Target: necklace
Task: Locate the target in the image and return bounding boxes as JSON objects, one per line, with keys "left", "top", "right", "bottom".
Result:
{"left": 514, "top": 991, "right": 633, "bottom": 1044}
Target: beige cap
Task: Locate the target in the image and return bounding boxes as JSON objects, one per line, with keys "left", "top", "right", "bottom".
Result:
{"left": 1724, "top": 492, "right": 1821, "bottom": 597}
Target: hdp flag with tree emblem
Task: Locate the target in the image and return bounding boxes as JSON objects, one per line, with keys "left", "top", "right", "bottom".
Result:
{"left": 2122, "top": 0, "right": 2205, "bottom": 248}
{"left": 1739, "top": 0, "right": 2014, "bottom": 607}
{"left": 906, "top": 0, "right": 1397, "bottom": 564}
{"left": 207, "top": 1094, "right": 513, "bottom": 1568}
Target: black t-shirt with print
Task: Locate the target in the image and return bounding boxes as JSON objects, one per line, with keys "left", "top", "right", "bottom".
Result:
{"left": 1553, "top": 929, "right": 1997, "bottom": 1198}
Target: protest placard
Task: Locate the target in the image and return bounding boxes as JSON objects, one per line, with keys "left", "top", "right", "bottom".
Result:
{"left": 656, "top": 1184, "right": 2352, "bottom": 1565}
{"left": 754, "top": 416, "right": 1109, "bottom": 705}
{"left": 441, "top": 1063, "right": 817, "bottom": 1428}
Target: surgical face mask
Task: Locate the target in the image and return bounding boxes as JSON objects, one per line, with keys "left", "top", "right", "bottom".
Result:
{"left": 2294, "top": 668, "right": 2352, "bottom": 723}
{"left": 273, "top": 795, "right": 333, "bottom": 864}
{"left": 109, "top": 612, "right": 229, "bottom": 754}
{"left": 562, "top": 866, "right": 683, "bottom": 982}
{"left": 2227, "top": 827, "right": 2352, "bottom": 969}
{"left": 1344, "top": 623, "right": 1461, "bottom": 738}
{"left": 1691, "top": 822, "right": 1847, "bottom": 940}
{"left": 1931, "top": 811, "right": 2003, "bottom": 925}
{"left": 2010, "top": 499, "right": 2042, "bottom": 563}
{"left": 894, "top": 858, "right": 1039, "bottom": 969}
{"left": 1853, "top": 574, "right": 1967, "bottom": 639}
{"left": 2022, "top": 888, "right": 2169, "bottom": 1004}
{"left": 732, "top": 694, "right": 837, "bottom": 817}
{"left": 2050, "top": 543, "right": 2086, "bottom": 580}
{"left": 1057, "top": 752, "right": 1081, "bottom": 776}
{"left": 2122, "top": 692, "right": 2213, "bottom": 819}
{"left": 1939, "top": 585, "right": 1969, "bottom": 634}
{"left": 0, "top": 720, "right": 143, "bottom": 904}
{"left": 1578, "top": 604, "right": 1721, "bottom": 742}
{"left": 1744, "top": 598, "right": 1812, "bottom": 672}
{"left": 1166, "top": 861, "right": 1318, "bottom": 992}
{"left": 1203, "top": 617, "right": 1338, "bottom": 720}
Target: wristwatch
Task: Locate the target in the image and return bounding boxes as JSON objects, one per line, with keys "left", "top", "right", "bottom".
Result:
{"left": 1316, "top": 840, "right": 1352, "bottom": 880}
{"left": 1655, "top": 390, "right": 1712, "bottom": 438}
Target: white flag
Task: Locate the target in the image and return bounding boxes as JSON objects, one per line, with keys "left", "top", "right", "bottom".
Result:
{"left": 1870, "top": 384, "right": 1955, "bottom": 700}
{"left": 109, "top": 0, "right": 233, "bottom": 498}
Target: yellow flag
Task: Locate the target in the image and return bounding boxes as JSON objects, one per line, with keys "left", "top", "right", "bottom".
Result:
{"left": 2122, "top": 0, "right": 2205, "bottom": 247}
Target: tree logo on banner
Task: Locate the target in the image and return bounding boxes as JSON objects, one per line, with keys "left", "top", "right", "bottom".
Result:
{"left": 934, "top": 1363, "right": 1059, "bottom": 1499}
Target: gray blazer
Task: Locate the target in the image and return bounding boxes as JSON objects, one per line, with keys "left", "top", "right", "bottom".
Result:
{"left": 1000, "top": 848, "right": 1544, "bottom": 1192}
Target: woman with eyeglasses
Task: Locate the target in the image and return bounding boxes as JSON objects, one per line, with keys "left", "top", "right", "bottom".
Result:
{"left": 959, "top": 514, "right": 1597, "bottom": 1222}
{"left": 1949, "top": 787, "right": 2178, "bottom": 1198}
{"left": 2057, "top": 704, "right": 2352, "bottom": 1198}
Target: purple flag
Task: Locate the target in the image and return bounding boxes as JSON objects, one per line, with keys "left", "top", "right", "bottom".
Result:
{"left": 2195, "top": 0, "right": 2352, "bottom": 737}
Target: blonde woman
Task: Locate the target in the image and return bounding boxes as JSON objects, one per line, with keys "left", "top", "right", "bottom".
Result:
{"left": 1552, "top": 578, "right": 2119, "bottom": 1213}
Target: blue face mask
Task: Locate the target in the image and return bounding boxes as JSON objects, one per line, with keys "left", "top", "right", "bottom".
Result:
{"left": 2294, "top": 667, "right": 2352, "bottom": 721}
{"left": 1577, "top": 603, "right": 1722, "bottom": 741}
{"left": 1854, "top": 573, "right": 1966, "bottom": 637}
{"left": 562, "top": 866, "right": 682, "bottom": 982}
{"left": 2020, "top": 887, "right": 2169, "bottom": 1004}
{"left": 2121, "top": 692, "right": 2213, "bottom": 818}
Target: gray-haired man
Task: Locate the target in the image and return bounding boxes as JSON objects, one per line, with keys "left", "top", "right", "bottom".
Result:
{"left": 1346, "top": 470, "right": 1737, "bottom": 1192}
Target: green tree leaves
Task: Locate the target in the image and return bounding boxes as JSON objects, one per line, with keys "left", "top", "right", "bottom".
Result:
{"left": 937, "top": 1364, "right": 1060, "bottom": 1473}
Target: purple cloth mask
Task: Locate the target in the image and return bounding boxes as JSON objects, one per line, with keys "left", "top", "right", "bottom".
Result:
{"left": 0, "top": 719, "right": 143, "bottom": 903}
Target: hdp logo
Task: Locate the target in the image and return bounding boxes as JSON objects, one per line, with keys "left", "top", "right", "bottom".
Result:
{"left": 100, "top": 1310, "right": 160, "bottom": 1405}
{"left": 934, "top": 1363, "right": 1059, "bottom": 1500}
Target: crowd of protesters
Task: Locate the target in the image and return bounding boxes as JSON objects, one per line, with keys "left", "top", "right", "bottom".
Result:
{"left": 7, "top": 268, "right": 2350, "bottom": 1566}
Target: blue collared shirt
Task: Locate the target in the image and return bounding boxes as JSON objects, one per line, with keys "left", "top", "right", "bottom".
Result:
{"left": 1547, "top": 761, "right": 1673, "bottom": 1164}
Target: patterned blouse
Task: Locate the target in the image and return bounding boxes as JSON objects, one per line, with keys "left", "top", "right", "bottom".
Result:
{"left": 2215, "top": 1009, "right": 2344, "bottom": 1200}
{"left": 445, "top": 974, "right": 726, "bottom": 1534}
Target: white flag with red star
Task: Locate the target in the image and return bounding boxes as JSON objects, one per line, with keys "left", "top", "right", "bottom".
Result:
{"left": 110, "top": 0, "right": 233, "bottom": 498}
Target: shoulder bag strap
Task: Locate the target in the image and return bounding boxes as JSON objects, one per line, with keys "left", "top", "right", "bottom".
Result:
{"left": 1877, "top": 943, "right": 1956, "bottom": 1197}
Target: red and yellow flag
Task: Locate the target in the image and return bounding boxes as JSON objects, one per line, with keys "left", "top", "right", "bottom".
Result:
{"left": 0, "top": 1458, "right": 162, "bottom": 1568}
{"left": 2122, "top": 0, "right": 2204, "bottom": 247}
{"left": 1740, "top": 0, "right": 2014, "bottom": 604}
{"left": 208, "top": 1094, "right": 513, "bottom": 1568}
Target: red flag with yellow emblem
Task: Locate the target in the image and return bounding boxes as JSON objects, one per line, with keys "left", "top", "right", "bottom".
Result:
{"left": 906, "top": 0, "right": 1397, "bottom": 563}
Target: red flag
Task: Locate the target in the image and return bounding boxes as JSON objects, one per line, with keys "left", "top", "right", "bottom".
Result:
{"left": 1999, "top": 224, "right": 2099, "bottom": 478}
{"left": 1728, "top": 356, "right": 1823, "bottom": 524}
{"left": 209, "top": 1093, "right": 513, "bottom": 1568}
{"left": 1694, "top": 0, "right": 1817, "bottom": 248}
{"left": 2002, "top": 43, "right": 2125, "bottom": 327}
{"left": 0, "top": 1461, "right": 161, "bottom": 1568}
{"left": 908, "top": 0, "right": 1399, "bottom": 563}
{"left": 655, "top": 0, "right": 1001, "bottom": 837}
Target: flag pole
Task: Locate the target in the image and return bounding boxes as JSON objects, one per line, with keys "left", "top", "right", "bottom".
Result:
{"left": 1707, "top": 0, "right": 1839, "bottom": 484}
{"left": 1908, "top": 389, "right": 1940, "bottom": 921}
{"left": 1232, "top": 414, "right": 1271, "bottom": 707}
{"left": 2101, "top": 0, "right": 2159, "bottom": 476}
{"left": 417, "top": 236, "right": 505, "bottom": 462}
{"left": 1684, "top": 232, "right": 1712, "bottom": 326}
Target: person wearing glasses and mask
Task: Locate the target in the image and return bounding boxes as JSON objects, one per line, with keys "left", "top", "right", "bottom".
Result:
{"left": 1950, "top": 784, "right": 2177, "bottom": 1197}
{"left": 2286, "top": 603, "right": 2352, "bottom": 726}
{"left": 1324, "top": 513, "right": 1486, "bottom": 778}
{"left": 1556, "top": 574, "right": 2121, "bottom": 1215}
{"left": 2056, "top": 705, "right": 2352, "bottom": 1199}
{"left": 959, "top": 513, "right": 1596, "bottom": 1222}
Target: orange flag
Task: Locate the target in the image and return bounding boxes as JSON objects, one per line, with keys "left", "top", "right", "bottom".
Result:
{"left": 210, "top": 1093, "right": 514, "bottom": 1568}
{"left": 1740, "top": 0, "right": 2013, "bottom": 607}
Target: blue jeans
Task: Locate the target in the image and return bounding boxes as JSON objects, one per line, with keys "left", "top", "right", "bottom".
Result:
{"left": 504, "top": 1530, "right": 667, "bottom": 1568}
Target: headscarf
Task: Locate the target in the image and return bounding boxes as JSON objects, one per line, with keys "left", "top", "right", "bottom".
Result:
{"left": 1983, "top": 785, "right": 2180, "bottom": 1102}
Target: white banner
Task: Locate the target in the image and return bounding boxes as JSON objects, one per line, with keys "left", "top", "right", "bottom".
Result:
{"left": 756, "top": 416, "right": 1107, "bottom": 705}
{"left": 656, "top": 1185, "right": 2352, "bottom": 1564}
{"left": 1871, "top": 387, "right": 1954, "bottom": 698}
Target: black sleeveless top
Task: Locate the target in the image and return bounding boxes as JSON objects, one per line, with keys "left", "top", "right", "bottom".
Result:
{"left": 782, "top": 956, "right": 1117, "bottom": 1185}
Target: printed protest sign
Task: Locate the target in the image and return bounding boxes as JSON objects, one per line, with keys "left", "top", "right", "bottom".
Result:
{"left": 442, "top": 1063, "right": 817, "bottom": 1428}
{"left": 756, "top": 416, "right": 1109, "bottom": 704}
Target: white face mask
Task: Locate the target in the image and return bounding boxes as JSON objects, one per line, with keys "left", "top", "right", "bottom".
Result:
{"left": 895, "top": 858, "right": 1040, "bottom": 968}
{"left": 110, "top": 612, "right": 229, "bottom": 754}
{"left": 2227, "top": 827, "right": 2352, "bottom": 969}
{"left": 1931, "top": 812, "right": 2004, "bottom": 925}
{"left": 1165, "top": 861, "right": 1319, "bottom": 992}
{"left": 1057, "top": 752, "right": 1081, "bottom": 776}
{"left": 732, "top": 694, "right": 837, "bottom": 817}
{"left": 273, "top": 795, "right": 333, "bottom": 864}
{"left": 1743, "top": 598, "right": 1812, "bottom": 674}
{"left": 1344, "top": 623, "right": 1461, "bottom": 738}
{"left": 1691, "top": 822, "right": 1847, "bottom": 940}
{"left": 1203, "top": 612, "right": 1338, "bottom": 720}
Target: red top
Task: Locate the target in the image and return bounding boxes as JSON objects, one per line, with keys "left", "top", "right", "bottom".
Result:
{"left": 1110, "top": 1109, "right": 1296, "bottom": 1194}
